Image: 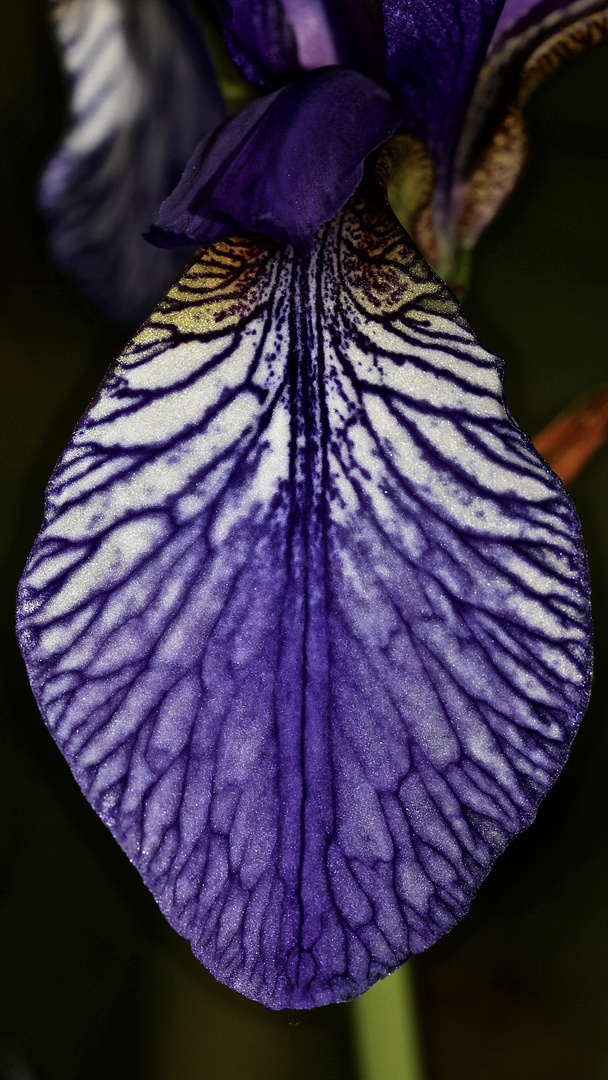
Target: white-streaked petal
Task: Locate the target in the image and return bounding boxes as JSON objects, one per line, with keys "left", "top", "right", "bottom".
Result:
{"left": 41, "top": 0, "right": 226, "bottom": 322}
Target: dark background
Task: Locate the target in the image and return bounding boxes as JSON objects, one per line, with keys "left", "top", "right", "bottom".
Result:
{"left": 0, "top": 3, "right": 606, "bottom": 1077}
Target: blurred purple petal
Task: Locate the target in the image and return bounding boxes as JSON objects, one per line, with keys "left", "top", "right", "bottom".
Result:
{"left": 148, "top": 68, "right": 403, "bottom": 249}
{"left": 215, "top": 0, "right": 384, "bottom": 84}
{"left": 18, "top": 189, "right": 592, "bottom": 1009}
{"left": 282, "top": 0, "right": 385, "bottom": 77}
{"left": 281, "top": 0, "right": 340, "bottom": 66}
{"left": 383, "top": 0, "right": 504, "bottom": 171}
{"left": 214, "top": 0, "right": 300, "bottom": 84}
{"left": 41, "top": 0, "right": 226, "bottom": 324}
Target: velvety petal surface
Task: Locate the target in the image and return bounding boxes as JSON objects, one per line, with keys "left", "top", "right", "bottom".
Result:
{"left": 18, "top": 190, "right": 592, "bottom": 1010}
{"left": 383, "top": 0, "right": 505, "bottom": 169}
{"left": 493, "top": 0, "right": 543, "bottom": 33}
{"left": 148, "top": 68, "right": 403, "bottom": 250}
{"left": 41, "top": 0, "right": 226, "bottom": 324}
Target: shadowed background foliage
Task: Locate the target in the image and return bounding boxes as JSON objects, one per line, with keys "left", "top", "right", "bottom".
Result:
{"left": 0, "top": 3, "right": 606, "bottom": 1078}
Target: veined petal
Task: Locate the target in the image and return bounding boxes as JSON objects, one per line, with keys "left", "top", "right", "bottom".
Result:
{"left": 148, "top": 68, "right": 402, "bottom": 250}
{"left": 41, "top": 0, "right": 226, "bottom": 324}
{"left": 455, "top": 0, "right": 608, "bottom": 247}
{"left": 18, "top": 189, "right": 592, "bottom": 1010}
{"left": 383, "top": 0, "right": 505, "bottom": 170}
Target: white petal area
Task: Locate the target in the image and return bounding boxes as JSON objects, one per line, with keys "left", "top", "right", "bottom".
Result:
{"left": 18, "top": 196, "right": 592, "bottom": 1010}
{"left": 38, "top": 514, "right": 172, "bottom": 631}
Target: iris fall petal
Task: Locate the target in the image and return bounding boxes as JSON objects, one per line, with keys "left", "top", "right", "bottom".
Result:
{"left": 41, "top": 0, "right": 226, "bottom": 323}
{"left": 18, "top": 190, "right": 592, "bottom": 1009}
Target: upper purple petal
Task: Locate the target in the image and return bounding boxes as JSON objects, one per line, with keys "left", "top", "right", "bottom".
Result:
{"left": 282, "top": 0, "right": 386, "bottom": 78}
{"left": 18, "top": 188, "right": 592, "bottom": 1010}
{"left": 40, "top": 0, "right": 226, "bottom": 324}
{"left": 213, "top": 0, "right": 300, "bottom": 84}
{"left": 383, "top": 0, "right": 506, "bottom": 171}
{"left": 147, "top": 68, "right": 403, "bottom": 249}
{"left": 214, "top": 0, "right": 385, "bottom": 85}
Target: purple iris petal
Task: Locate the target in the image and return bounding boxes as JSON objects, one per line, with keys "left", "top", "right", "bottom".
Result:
{"left": 216, "top": 0, "right": 384, "bottom": 84}
{"left": 40, "top": 0, "right": 226, "bottom": 324}
{"left": 18, "top": 189, "right": 592, "bottom": 1010}
{"left": 278, "top": 0, "right": 386, "bottom": 78}
{"left": 383, "top": 0, "right": 505, "bottom": 172}
{"left": 147, "top": 68, "right": 403, "bottom": 250}
{"left": 213, "top": 0, "right": 300, "bottom": 84}
{"left": 280, "top": 0, "right": 340, "bottom": 66}
{"left": 316, "top": 0, "right": 387, "bottom": 79}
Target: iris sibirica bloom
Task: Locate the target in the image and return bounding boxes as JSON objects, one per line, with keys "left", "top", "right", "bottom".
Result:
{"left": 17, "top": 0, "right": 605, "bottom": 1009}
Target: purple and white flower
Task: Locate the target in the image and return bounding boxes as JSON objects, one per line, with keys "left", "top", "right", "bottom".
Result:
{"left": 17, "top": 0, "right": 603, "bottom": 1009}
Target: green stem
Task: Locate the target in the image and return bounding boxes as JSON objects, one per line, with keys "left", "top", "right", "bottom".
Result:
{"left": 350, "top": 963, "right": 425, "bottom": 1080}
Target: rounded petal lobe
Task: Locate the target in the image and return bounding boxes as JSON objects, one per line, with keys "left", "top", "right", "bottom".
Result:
{"left": 41, "top": 0, "right": 226, "bottom": 323}
{"left": 148, "top": 68, "right": 403, "bottom": 249}
{"left": 18, "top": 190, "right": 592, "bottom": 1010}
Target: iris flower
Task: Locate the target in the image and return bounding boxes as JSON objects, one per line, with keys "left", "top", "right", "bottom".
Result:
{"left": 17, "top": 0, "right": 603, "bottom": 1010}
